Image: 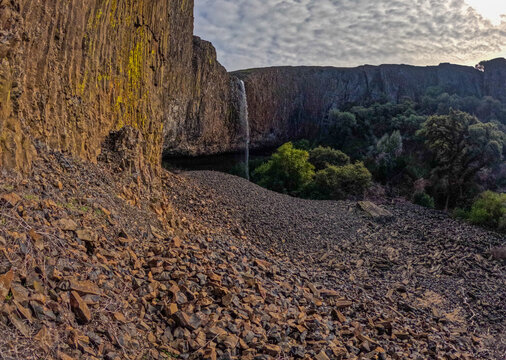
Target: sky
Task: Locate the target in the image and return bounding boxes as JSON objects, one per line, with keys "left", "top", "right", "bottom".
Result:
{"left": 194, "top": 0, "right": 506, "bottom": 71}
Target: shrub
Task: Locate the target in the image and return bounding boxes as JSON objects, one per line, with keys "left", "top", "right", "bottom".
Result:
{"left": 292, "top": 139, "right": 312, "bottom": 151}
{"left": 312, "top": 162, "right": 372, "bottom": 200}
{"left": 252, "top": 142, "right": 315, "bottom": 195}
{"left": 468, "top": 191, "right": 506, "bottom": 230}
{"left": 413, "top": 192, "right": 435, "bottom": 209}
{"left": 452, "top": 207, "right": 469, "bottom": 220}
{"left": 309, "top": 146, "right": 350, "bottom": 170}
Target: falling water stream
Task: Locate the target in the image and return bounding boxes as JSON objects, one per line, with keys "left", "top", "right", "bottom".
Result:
{"left": 239, "top": 80, "right": 250, "bottom": 180}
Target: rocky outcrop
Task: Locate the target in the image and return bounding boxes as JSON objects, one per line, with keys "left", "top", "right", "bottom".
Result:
{"left": 482, "top": 58, "right": 506, "bottom": 103}
{"left": 0, "top": 0, "right": 241, "bottom": 172}
{"left": 235, "top": 59, "right": 506, "bottom": 149}
{"left": 163, "top": 37, "right": 243, "bottom": 156}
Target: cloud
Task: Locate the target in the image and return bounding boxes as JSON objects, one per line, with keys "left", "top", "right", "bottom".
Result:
{"left": 194, "top": 0, "right": 506, "bottom": 71}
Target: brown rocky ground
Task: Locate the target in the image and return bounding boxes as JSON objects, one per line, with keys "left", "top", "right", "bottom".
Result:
{"left": 0, "top": 145, "right": 504, "bottom": 359}
{"left": 168, "top": 171, "right": 506, "bottom": 359}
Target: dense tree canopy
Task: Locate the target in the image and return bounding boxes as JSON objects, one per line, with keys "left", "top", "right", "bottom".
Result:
{"left": 309, "top": 146, "right": 350, "bottom": 171}
{"left": 417, "top": 109, "right": 505, "bottom": 209}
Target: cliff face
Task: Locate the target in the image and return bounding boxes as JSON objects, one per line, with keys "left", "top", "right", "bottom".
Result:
{"left": 0, "top": 0, "right": 240, "bottom": 172}
{"left": 163, "top": 37, "right": 243, "bottom": 156}
{"left": 235, "top": 60, "right": 506, "bottom": 149}
{"left": 2, "top": 1, "right": 505, "bottom": 170}
{"left": 482, "top": 58, "right": 506, "bottom": 103}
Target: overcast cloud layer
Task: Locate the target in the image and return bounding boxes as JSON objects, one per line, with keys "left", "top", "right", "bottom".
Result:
{"left": 194, "top": 0, "right": 506, "bottom": 71}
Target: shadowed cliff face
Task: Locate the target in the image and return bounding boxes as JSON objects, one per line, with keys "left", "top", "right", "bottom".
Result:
{"left": 163, "top": 37, "right": 243, "bottom": 157}
{"left": 0, "top": 0, "right": 241, "bottom": 171}
{"left": 234, "top": 59, "right": 506, "bottom": 149}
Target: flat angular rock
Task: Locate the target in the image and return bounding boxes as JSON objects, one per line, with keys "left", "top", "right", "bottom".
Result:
{"left": 57, "top": 351, "right": 75, "bottom": 360}
{"left": 0, "top": 269, "right": 14, "bottom": 299}
{"left": 315, "top": 350, "right": 331, "bottom": 360}
{"left": 55, "top": 218, "right": 78, "bottom": 231}
{"left": 358, "top": 201, "right": 393, "bottom": 221}
{"left": 113, "top": 312, "right": 127, "bottom": 323}
{"left": 1, "top": 193, "right": 21, "bottom": 207}
{"left": 174, "top": 311, "right": 201, "bottom": 330}
{"left": 70, "top": 291, "right": 91, "bottom": 324}
{"left": 166, "top": 303, "right": 178, "bottom": 316}
{"left": 263, "top": 344, "right": 281, "bottom": 356}
{"left": 223, "top": 334, "right": 239, "bottom": 348}
{"left": 335, "top": 300, "right": 353, "bottom": 309}
{"left": 76, "top": 229, "right": 96, "bottom": 242}
{"left": 491, "top": 246, "right": 506, "bottom": 260}
{"left": 70, "top": 279, "right": 101, "bottom": 295}
{"left": 9, "top": 312, "right": 30, "bottom": 336}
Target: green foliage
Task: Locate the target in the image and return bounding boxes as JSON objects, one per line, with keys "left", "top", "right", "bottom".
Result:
{"left": 417, "top": 109, "right": 505, "bottom": 208}
{"left": 229, "top": 162, "right": 248, "bottom": 179}
{"left": 413, "top": 192, "right": 435, "bottom": 209}
{"left": 309, "top": 146, "right": 350, "bottom": 170}
{"left": 468, "top": 191, "right": 506, "bottom": 230}
{"left": 253, "top": 143, "right": 370, "bottom": 200}
{"left": 311, "top": 89, "right": 505, "bottom": 206}
{"left": 376, "top": 130, "right": 403, "bottom": 157}
{"left": 322, "top": 110, "right": 357, "bottom": 149}
{"left": 311, "top": 162, "right": 372, "bottom": 200}
{"left": 252, "top": 143, "right": 315, "bottom": 195}
{"left": 389, "top": 114, "right": 426, "bottom": 139}
{"left": 421, "top": 87, "right": 506, "bottom": 125}
{"left": 452, "top": 207, "right": 470, "bottom": 220}
{"left": 321, "top": 101, "right": 425, "bottom": 158}
{"left": 292, "top": 139, "right": 313, "bottom": 151}
{"left": 371, "top": 131, "right": 405, "bottom": 183}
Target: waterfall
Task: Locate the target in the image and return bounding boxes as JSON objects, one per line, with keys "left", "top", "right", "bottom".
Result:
{"left": 239, "top": 80, "right": 250, "bottom": 180}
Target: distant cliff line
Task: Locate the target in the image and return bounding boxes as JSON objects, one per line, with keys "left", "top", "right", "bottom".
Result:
{"left": 232, "top": 58, "right": 506, "bottom": 149}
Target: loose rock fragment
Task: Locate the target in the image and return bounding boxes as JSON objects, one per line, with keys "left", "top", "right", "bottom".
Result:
{"left": 55, "top": 218, "right": 78, "bottom": 231}
{"left": 70, "top": 291, "right": 92, "bottom": 324}
{"left": 0, "top": 269, "right": 14, "bottom": 299}
{"left": 1, "top": 193, "right": 22, "bottom": 207}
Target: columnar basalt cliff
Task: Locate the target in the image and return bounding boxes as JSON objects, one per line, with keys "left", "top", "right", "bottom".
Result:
{"left": 0, "top": 0, "right": 240, "bottom": 172}
{"left": 163, "top": 36, "right": 243, "bottom": 157}
{"left": 234, "top": 59, "right": 506, "bottom": 149}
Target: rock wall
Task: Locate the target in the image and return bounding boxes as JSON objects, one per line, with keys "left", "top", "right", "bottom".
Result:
{"left": 235, "top": 59, "right": 506, "bottom": 149}
{"left": 2, "top": 0, "right": 504, "bottom": 170}
{"left": 0, "top": 0, "right": 241, "bottom": 172}
{"left": 163, "top": 36, "right": 243, "bottom": 156}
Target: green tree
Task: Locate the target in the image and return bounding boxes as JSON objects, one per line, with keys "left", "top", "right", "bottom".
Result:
{"left": 253, "top": 142, "right": 315, "bottom": 195}
{"left": 292, "top": 139, "right": 312, "bottom": 151}
{"left": 376, "top": 130, "right": 403, "bottom": 158}
{"left": 417, "top": 109, "right": 505, "bottom": 209}
{"left": 309, "top": 146, "right": 350, "bottom": 170}
{"left": 373, "top": 130, "right": 404, "bottom": 182}
{"left": 323, "top": 110, "right": 357, "bottom": 148}
{"left": 312, "top": 162, "right": 372, "bottom": 200}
